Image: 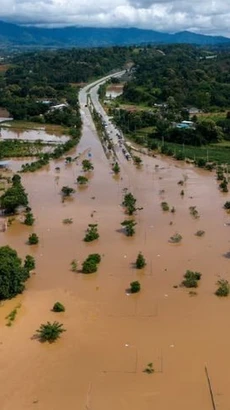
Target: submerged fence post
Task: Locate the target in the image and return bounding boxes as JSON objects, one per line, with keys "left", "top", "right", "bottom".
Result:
{"left": 205, "top": 366, "right": 216, "bottom": 410}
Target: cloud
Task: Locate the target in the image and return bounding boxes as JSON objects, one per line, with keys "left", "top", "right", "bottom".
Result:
{"left": 0, "top": 0, "right": 230, "bottom": 37}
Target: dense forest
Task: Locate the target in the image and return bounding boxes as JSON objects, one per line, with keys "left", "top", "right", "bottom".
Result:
{"left": 0, "top": 47, "right": 132, "bottom": 121}
{"left": 122, "top": 45, "right": 230, "bottom": 110}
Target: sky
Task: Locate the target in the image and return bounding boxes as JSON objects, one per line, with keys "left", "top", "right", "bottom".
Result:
{"left": 1, "top": 0, "right": 230, "bottom": 37}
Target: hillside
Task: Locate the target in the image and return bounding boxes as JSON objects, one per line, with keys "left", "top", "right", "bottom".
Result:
{"left": 0, "top": 21, "right": 229, "bottom": 48}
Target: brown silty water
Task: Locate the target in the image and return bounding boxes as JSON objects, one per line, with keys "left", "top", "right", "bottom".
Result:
{"left": 0, "top": 110, "right": 230, "bottom": 409}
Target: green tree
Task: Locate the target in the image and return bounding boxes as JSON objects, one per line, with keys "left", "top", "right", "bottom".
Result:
{"left": 133, "top": 156, "right": 142, "bottom": 166}
{"left": 77, "top": 176, "right": 88, "bottom": 185}
{"left": 28, "top": 233, "right": 39, "bottom": 245}
{"left": 82, "top": 159, "right": 94, "bottom": 172}
{"left": 112, "top": 162, "right": 120, "bottom": 174}
{"left": 24, "top": 255, "right": 36, "bottom": 271}
{"left": 130, "top": 281, "right": 141, "bottom": 293}
{"left": 215, "top": 279, "right": 229, "bottom": 297}
{"left": 24, "top": 211, "right": 35, "bottom": 226}
{"left": 136, "top": 252, "right": 146, "bottom": 269}
{"left": 61, "top": 186, "right": 75, "bottom": 197}
{"left": 122, "top": 192, "right": 137, "bottom": 215}
{"left": 84, "top": 224, "right": 99, "bottom": 242}
{"left": 0, "top": 177, "right": 28, "bottom": 214}
{"left": 52, "top": 302, "right": 65, "bottom": 312}
{"left": 121, "top": 219, "right": 137, "bottom": 236}
{"left": 181, "top": 270, "right": 202, "bottom": 288}
{"left": 0, "top": 246, "right": 30, "bottom": 300}
{"left": 82, "top": 254, "right": 101, "bottom": 274}
{"left": 36, "top": 321, "right": 66, "bottom": 342}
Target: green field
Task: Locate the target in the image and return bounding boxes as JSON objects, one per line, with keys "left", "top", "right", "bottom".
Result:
{"left": 155, "top": 140, "right": 230, "bottom": 165}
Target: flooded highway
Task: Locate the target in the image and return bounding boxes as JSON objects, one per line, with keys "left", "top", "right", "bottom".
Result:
{"left": 0, "top": 76, "right": 230, "bottom": 410}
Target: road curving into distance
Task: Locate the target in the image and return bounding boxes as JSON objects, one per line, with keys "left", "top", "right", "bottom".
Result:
{"left": 79, "top": 70, "right": 134, "bottom": 167}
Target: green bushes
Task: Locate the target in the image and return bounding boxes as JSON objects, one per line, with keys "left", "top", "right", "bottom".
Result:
{"left": 82, "top": 254, "right": 101, "bottom": 274}
{"left": 130, "top": 281, "right": 141, "bottom": 293}
{"left": 0, "top": 246, "right": 31, "bottom": 300}
{"left": 224, "top": 201, "right": 230, "bottom": 210}
{"left": 122, "top": 192, "right": 137, "bottom": 215}
{"left": 215, "top": 279, "right": 229, "bottom": 297}
{"left": 121, "top": 219, "right": 137, "bottom": 236}
{"left": 82, "top": 159, "right": 94, "bottom": 172}
{"left": 84, "top": 224, "right": 99, "bottom": 242}
{"left": 24, "top": 211, "right": 35, "bottom": 226}
{"left": 161, "top": 201, "right": 170, "bottom": 211}
{"left": 61, "top": 186, "right": 75, "bottom": 197}
{"left": 77, "top": 175, "right": 88, "bottom": 185}
{"left": 181, "top": 270, "right": 202, "bottom": 288}
{"left": 24, "top": 255, "right": 36, "bottom": 271}
{"left": 169, "top": 233, "right": 182, "bottom": 243}
{"left": 52, "top": 302, "right": 65, "bottom": 312}
{"left": 112, "top": 162, "right": 120, "bottom": 174}
{"left": 133, "top": 156, "right": 142, "bottom": 165}
{"left": 0, "top": 174, "right": 28, "bottom": 214}
{"left": 136, "top": 252, "right": 146, "bottom": 269}
{"left": 189, "top": 206, "right": 199, "bottom": 219}
{"left": 28, "top": 233, "right": 39, "bottom": 245}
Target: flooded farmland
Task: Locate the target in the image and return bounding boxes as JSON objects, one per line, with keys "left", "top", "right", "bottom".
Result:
{"left": 1, "top": 101, "right": 230, "bottom": 410}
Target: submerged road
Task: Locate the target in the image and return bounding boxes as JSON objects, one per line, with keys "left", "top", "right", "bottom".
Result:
{"left": 79, "top": 71, "right": 133, "bottom": 167}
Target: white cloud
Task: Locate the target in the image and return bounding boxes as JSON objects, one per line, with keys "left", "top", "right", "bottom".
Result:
{"left": 0, "top": 0, "right": 230, "bottom": 37}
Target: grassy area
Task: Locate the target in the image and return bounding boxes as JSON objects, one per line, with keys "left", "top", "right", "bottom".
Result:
{"left": 155, "top": 140, "right": 230, "bottom": 165}
{"left": 196, "top": 111, "right": 228, "bottom": 122}
{"left": 0, "top": 140, "right": 45, "bottom": 158}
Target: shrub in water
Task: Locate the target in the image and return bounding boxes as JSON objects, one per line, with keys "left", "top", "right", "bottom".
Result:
{"left": 53, "top": 302, "right": 65, "bottom": 312}
{"left": 130, "top": 281, "right": 141, "bottom": 293}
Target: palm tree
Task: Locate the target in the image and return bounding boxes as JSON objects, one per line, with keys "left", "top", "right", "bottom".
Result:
{"left": 36, "top": 321, "right": 66, "bottom": 342}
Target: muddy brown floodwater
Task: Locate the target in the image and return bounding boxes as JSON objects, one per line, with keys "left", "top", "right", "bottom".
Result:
{"left": 1, "top": 106, "right": 230, "bottom": 410}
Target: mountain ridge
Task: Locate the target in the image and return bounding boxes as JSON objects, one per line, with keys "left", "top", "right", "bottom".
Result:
{"left": 0, "top": 21, "right": 229, "bottom": 48}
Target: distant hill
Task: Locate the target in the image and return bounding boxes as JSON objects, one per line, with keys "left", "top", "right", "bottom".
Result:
{"left": 0, "top": 21, "right": 229, "bottom": 48}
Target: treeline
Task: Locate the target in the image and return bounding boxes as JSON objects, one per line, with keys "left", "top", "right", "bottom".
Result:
{"left": 112, "top": 108, "right": 228, "bottom": 146}
{"left": 122, "top": 45, "right": 230, "bottom": 110}
{"left": 0, "top": 47, "right": 132, "bottom": 121}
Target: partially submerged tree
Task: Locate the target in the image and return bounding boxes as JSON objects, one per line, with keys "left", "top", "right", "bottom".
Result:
{"left": 82, "top": 159, "right": 94, "bottom": 172}
{"left": 77, "top": 175, "right": 88, "bottom": 185}
{"left": 215, "top": 279, "right": 230, "bottom": 297}
{"left": 0, "top": 174, "right": 28, "bottom": 214}
{"left": 52, "top": 302, "right": 65, "bottom": 312}
{"left": 136, "top": 252, "right": 146, "bottom": 269}
{"left": 61, "top": 186, "right": 75, "bottom": 197}
{"left": 224, "top": 201, "right": 230, "bottom": 210}
{"left": 121, "top": 219, "right": 137, "bottom": 236}
{"left": 82, "top": 253, "right": 101, "bottom": 274}
{"left": 36, "top": 321, "right": 66, "bottom": 342}
{"left": 24, "top": 255, "right": 36, "bottom": 271}
{"left": 189, "top": 206, "right": 199, "bottom": 219}
{"left": 24, "top": 211, "right": 35, "bottom": 226}
{"left": 28, "top": 233, "right": 39, "bottom": 245}
{"left": 219, "top": 178, "right": 228, "bottom": 193}
{"left": 84, "top": 224, "right": 99, "bottom": 242}
{"left": 0, "top": 246, "right": 31, "bottom": 300}
{"left": 130, "top": 281, "right": 141, "bottom": 293}
{"left": 161, "top": 202, "right": 170, "bottom": 211}
{"left": 169, "top": 233, "right": 182, "bottom": 243}
{"left": 133, "top": 155, "right": 142, "bottom": 166}
{"left": 112, "top": 162, "right": 120, "bottom": 174}
{"left": 122, "top": 192, "right": 142, "bottom": 215}
{"left": 181, "top": 270, "right": 202, "bottom": 288}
